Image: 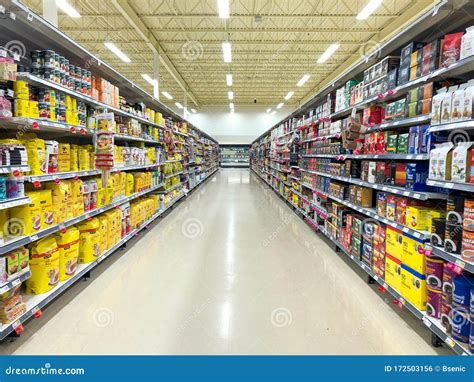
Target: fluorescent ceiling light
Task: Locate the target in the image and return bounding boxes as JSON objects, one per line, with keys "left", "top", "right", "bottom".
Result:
{"left": 191, "top": 108, "right": 197, "bottom": 113}
{"left": 175, "top": 102, "right": 183, "bottom": 109}
{"left": 297, "top": 74, "right": 310, "bottom": 87}
{"left": 317, "top": 43, "right": 340, "bottom": 63}
{"left": 356, "top": 0, "right": 383, "bottom": 20}
{"left": 104, "top": 42, "right": 131, "bottom": 63}
{"left": 228, "top": 91, "right": 234, "bottom": 100}
{"left": 230, "top": 109, "right": 235, "bottom": 114}
{"left": 226, "top": 74, "right": 233, "bottom": 86}
{"left": 266, "top": 108, "right": 272, "bottom": 113}
{"left": 56, "top": 0, "right": 81, "bottom": 18}
{"left": 222, "top": 41, "right": 232, "bottom": 63}
{"left": 284, "top": 91, "right": 294, "bottom": 100}
{"left": 141, "top": 73, "right": 156, "bottom": 86}
{"left": 271, "top": 111, "right": 276, "bottom": 115}
{"left": 229, "top": 102, "right": 234, "bottom": 109}
{"left": 276, "top": 103, "right": 284, "bottom": 109}
{"left": 217, "top": 0, "right": 230, "bottom": 19}
{"left": 161, "top": 91, "right": 173, "bottom": 100}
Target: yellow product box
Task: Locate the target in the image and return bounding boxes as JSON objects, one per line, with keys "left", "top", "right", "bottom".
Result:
{"left": 9, "top": 191, "right": 42, "bottom": 236}
{"left": 119, "top": 172, "right": 126, "bottom": 198}
{"left": 39, "top": 190, "right": 54, "bottom": 229}
{"left": 65, "top": 95, "right": 72, "bottom": 111}
{"left": 69, "top": 179, "right": 83, "bottom": 204}
{"left": 104, "top": 178, "right": 114, "bottom": 206}
{"left": 385, "top": 226, "right": 404, "bottom": 260}
{"left": 125, "top": 173, "right": 134, "bottom": 196}
{"left": 13, "top": 80, "right": 29, "bottom": 97}
{"left": 54, "top": 227, "right": 79, "bottom": 281}
{"left": 77, "top": 218, "right": 101, "bottom": 264}
{"left": 29, "top": 101, "right": 39, "bottom": 118}
{"left": 70, "top": 145, "right": 79, "bottom": 171}
{"left": 22, "top": 136, "right": 46, "bottom": 175}
{"left": 385, "top": 253, "right": 402, "bottom": 292}
{"left": 13, "top": 98, "right": 29, "bottom": 118}
{"left": 26, "top": 236, "right": 60, "bottom": 294}
{"left": 45, "top": 182, "right": 72, "bottom": 223}
{"left": 96, "top": 188, "right": 104, "bottom": 209}
{"left": 78, "top": 147, "right": 90, "bottom": 171}
{"left": 401, "top": 232, "right": 427, "bottom": 274}
{"left": 58, "top": 143, "right": 71, "bottom": 172}
{"left": 406, "top": 206, "right": 428, "bottom": 231}
{"left": 427, "top": 210, "right": 446, "bottom": 233}
{"left": 400, "top": 263, "right": 427, "bottom": 310}
{"left": 98, "top": 216, "right": 108, "bottom": 253}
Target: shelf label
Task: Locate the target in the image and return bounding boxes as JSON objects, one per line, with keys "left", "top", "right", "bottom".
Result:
{"left": 11, "top": 278, "right": 21, "bottom": 287}
{"left": 422, "top": 317, "right": 432, "bottom": 328}
{"left": 32, "top": 306, "right": 42, "bottom": 318}
{"left": 445, "top": 337, "right": 456, "bottom": 348}
{"left": 7, "top": 89, "right": 14, "bottom": 97}
{"left": 455, "top": 259, "right": 466, "bottom": 269}
{"left": 445, "top": 183, "right": 454, "bottom": 189}
{"left": 30, "top": 234, "right": 39, "bottom": 242}
{"left": 12, "top": 320, "right": 23, "bottom": 334}
{"left": 373, "top": 275, "right": 379, "bottom": 281}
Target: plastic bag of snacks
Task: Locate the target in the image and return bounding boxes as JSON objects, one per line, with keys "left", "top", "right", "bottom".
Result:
{"left": 26, "top": 236, "right": 60, "bottom": 294}
{"left": 54, "top": 227, "right": 80, "bottom": 281}
{"left": 77, "top": 218, "right": 101, "bottom": 263}
{"left": 45, "top": 182, "right": 72, "bottom": 223}
{"left": 0, "top": 284, "right": 27, "bottom": 324}
{"left": 39, "top": 190, "right": 54, "bottom": 229}
{"left": 98, "top": 216, "right": 108, "bottom": 254}
{"left": 9, "top": 191, "right": 42, "bottom": 236}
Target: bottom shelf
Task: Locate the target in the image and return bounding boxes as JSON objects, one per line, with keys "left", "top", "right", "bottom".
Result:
{"left": 0, "top": 168, "right": 219, "bottom": 340}
{"left": 251, "top": 166, "right": 471, "bottom": 356}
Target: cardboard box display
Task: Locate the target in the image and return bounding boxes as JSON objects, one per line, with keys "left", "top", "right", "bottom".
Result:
{"left": 451, "top": 142, "right": 473, "bottom": 182}
{"left": 402, "top": 232, "right": 427, "bottom": 274}
{"left": 406, "top": 206, "right": 428, "bottom": 231}
{"left": 400, "top": 264, "right": 427, "bottom": 310}
{"left": 385, "top": 253, "right": 402, "bottom": 292}
{"left": 386, "top": 226, "right": 403, "bottom": 259}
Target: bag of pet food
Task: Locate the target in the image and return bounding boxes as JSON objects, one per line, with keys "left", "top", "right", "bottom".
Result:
{"left": 54, "top": 227, "right": 80, "bottom": 281}
{"left": 77, "top": 218, "right": 101, "bottom": 263}
{"left": 26, "top": 236, "right": 60, "bottom": 294}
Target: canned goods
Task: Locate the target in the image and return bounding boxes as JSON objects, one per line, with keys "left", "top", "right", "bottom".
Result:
{"left": 30, "top": 50, "right": 43, "bottom": 68}
{"left": 75, "top": 66, "right": 82, "bottom": 79}
{"left": 13, "top": 98, "right": 29, "bottom": 117}
{"left": 64, "top": 59, "right": 69, "bottom": 75}
{"left": 66, "top": 75, "right": 73, "bottom": 89}
{"left": 42, "top": 67, "right": 53, "bottom": 82}
{"left": 17, "top": 64, "right": 27, "bottom": 73}
{"left": 54, "top": 69, "right": 61, "bottom": 84}
{"left": 81, "top": 68, "right": 87, "bottom": 81}
{"left": 74, "top": 78, "right": 81, "bottom": 92}
{"left": 37, "top": 89, "right": 50, "bottom": 103}
{"left": 13, "top": 80, "right": 29, "bottom": 96}
{"left": 53, "top": 53, "right": 60, "bottom": 69}
{"left": 86, "top": 70, "right": 91, "bottom": 83}
{"left": 69, "top": 64, "right": 76, "bottom": 77}
{"left": 59, "top": 56, "right": 65, "bottom": 72}
{"left": 81, "top": 82, "right": 87, "bottom": 94}
{"left": 60, "top": 73, "right": 67, "bottom": 87}
{"left": 77, "top": 101, "right": 86, "bottom": 114}
{"left": 86, "top": 83, "right": 91, "bottom": 96}
{"left": 38, "top": 102, "right": 50, "bottom": 119}
{"left": 43, "top": 50, "right": 55, "bottom": 68}
{"left": 30, "top": 66, "right": 42, "bottom": 78}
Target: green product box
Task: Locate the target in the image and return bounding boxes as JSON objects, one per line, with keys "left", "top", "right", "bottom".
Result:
{"left": 394, "top": 99, "right": 407, "bottom": 119}
{"left": 351, "top": 233, "right": 363, "bottom": 256}
{"left": 352, "top": 216, "right": 363, "bottom": 235}
{"left": 397, "top": 133, "right": 409, "bottom": 153}
{"left": 407, "top": 101, "right": 417, "bottom": 118}
{"left": 387, "top": 134, "right": 398, "bottom": 152}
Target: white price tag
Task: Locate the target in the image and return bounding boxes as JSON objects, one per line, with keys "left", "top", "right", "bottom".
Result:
{"left": 11, "top": 278, "right": 21, "bottom": 287}
{"left": 30, "top": 234, "right": 39, "bottom": 242}
{"left": 403, "top": 191, "right": 409, "bottom": 196}
{"left": 373, "top": 275, "right": 379, "bottom": 281}
{"left": 11, "top": 320, "right": 21, "bottom": 329}
{"left": 0, "top": 50, "right": 6, "bottom": 58}
{"left": 422, "top": 317, "right": 432, "bottom": 328}
{"left": 13, "top": 53, "right": 20, "bottom": 61}
{"left": 414, "top": 193, "right": 421, "bottom": 199}
{"left": 445, "top": 183, "right": 454, "bottom": 189}
{"left": 383, "top": 283, "right": 388, "bottom": 289}
{"left": 455, "top": 259, "right": 466, "bottom": 269}
{"left": 382, "top": 187, "right": 388, "bottom": 191}
{"left": 445, "top": 337, "right": 456, "bottom": 348}
{"left": 407, "top": 155, "right": 414, "bottom": 159}
{"left": 7, "top": 89, "right": 14, "bottom": 97}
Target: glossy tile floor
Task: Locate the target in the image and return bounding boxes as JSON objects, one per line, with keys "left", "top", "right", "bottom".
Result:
{"left": 2, "top": 169, "right": 448, "bottom": 355}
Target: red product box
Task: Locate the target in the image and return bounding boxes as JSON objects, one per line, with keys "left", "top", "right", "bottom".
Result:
{"left": 386, "top": 194, "right": 397, "bottom": 221}
{"left": 368, "top": 133, "right": 377, "bottom": 154}
{"left": 395, "top": 163, "right": 407, "bottom": 187}
{"left": 376, "top": 131, "right": 391, "bottom": 153}
{"left": 396, "top": 197, "right": 408, "bottom": 225}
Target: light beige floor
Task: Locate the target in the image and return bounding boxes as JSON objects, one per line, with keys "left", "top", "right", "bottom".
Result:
{"left": 1, "top": 168, "right": 448, "bottom": 355}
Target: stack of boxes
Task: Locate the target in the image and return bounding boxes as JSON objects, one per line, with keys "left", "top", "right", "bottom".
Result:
{"left": 93, "top": 77, "right": 119, "bottom": 108}
{"left": 363, "top": 56, "right": 400, "bottom": 100}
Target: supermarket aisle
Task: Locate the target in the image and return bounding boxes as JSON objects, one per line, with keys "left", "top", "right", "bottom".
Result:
{"left": 3, "top": 169, "right": 446, "bottom": 355}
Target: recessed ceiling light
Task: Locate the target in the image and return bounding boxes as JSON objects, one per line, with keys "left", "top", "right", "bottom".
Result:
{"left": 297, "top": 74, "right": 310, "bottom": 87}
{"left": 317, "top": 43, "right": 340, "bottom": 64}
{"left": 266, "top": 108, "right": 272, "bottom": 113}
{"left": 356, "top": 0, "right": 383, "bottom": 20}
{"left": 175, "top": 102, "right": 183, "bottom": 109}
{"left": 222, "top": 42, "right": 232, "bottom": 63}
{"left": 276, "top": 103, "right": 284, "bottom": 109}
{"left": 284, "top": 91, "right": 294, "bottom": 100}
{"left": 141, "top": 74, "right": 156, "bottom": 86}
{"left": 228, "top": 91, "right": 234, "bottom": 100}
{"left": 217, "top": 0, "right": 230, "bottom": 19}
{"left": 226, "top": 74, "right": 233, "bottom": 86}
{"left": 161, "top": 91, "right": 173, "bottom": 100}
{"left": 104, "top": 42, "right": 131, "bottom": 63}
{"left": 56, "top": 0, "right": 80, "bottom": 18}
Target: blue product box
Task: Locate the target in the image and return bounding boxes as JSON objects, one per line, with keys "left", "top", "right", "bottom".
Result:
{"left": 420, "top": 124, "right": 430, "bottom": 153}
{"left": 408, "top": 126, "right": 420, "bottom": 154}
{"left": 406, "top": 163, "right": 429, "bottom": 191}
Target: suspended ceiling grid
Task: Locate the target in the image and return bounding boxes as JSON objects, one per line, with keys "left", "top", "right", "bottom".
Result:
{"left": 21, "top": 0, "right": 434, "bottom": 111}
